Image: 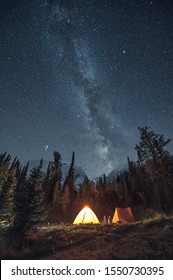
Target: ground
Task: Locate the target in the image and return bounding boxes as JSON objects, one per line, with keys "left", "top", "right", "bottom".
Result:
{"left": 1, "top": 215, "right": 173, "bottom": 260}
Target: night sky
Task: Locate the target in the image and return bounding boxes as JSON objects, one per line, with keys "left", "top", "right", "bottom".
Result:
{"left": 1, "top": 0, "right": 173, "bottom": 178}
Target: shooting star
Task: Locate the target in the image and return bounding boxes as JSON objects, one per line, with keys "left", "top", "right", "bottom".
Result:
{"left": 44, "top": 145, "right": 49, "bottom": 151}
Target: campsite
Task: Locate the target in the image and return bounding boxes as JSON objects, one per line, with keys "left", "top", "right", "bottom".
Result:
{"left": 1, "top": 213, "right": 173, "bottom": 260}
{"left": 0, "top": 127, "right": 173, "bottom": 260}
{"left": 1, "top": 0, "right": 173, "bottom": 263}
{"left": 1, "top": 205, "right": 173, "bottom": 260}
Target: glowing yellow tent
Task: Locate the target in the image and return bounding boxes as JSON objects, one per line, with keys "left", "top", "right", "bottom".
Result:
{"left": 73, "top": 206, "right": 100, "bottom": 224}
{"left": 112, "top": 207, "right": 135, "bottom": 224}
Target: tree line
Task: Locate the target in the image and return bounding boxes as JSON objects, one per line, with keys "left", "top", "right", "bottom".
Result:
{"left": 0, "top": 126, "right": 173, "bottom": 247}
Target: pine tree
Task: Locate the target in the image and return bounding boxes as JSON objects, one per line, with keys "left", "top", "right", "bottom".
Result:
{"left": 61, "top": 184, "right": 71, "bottom": 223}
{"left": 43, "top": 163, "right": 52, "bottom": 205}
{"left": 62, "top": 152, "right": 76, "bottom": 222}
{"left": 79, "top": 176, "right": 97, "bottom": 207}
{"left": 0, "top": 153, "right": 11, "bottom": 184}
{"left": 0, "top": 154, "right": 30, "bottom": 230}
{"left": 28, "top": 159, "right": 47, "bottom": 230}
{"left": 63, "top": 151, "right": 76, "bottom": 198}
{"left": 0, "top": 155, "right": 11, "bottom": 216}
{"left": 95, "top": 175, "right": 115, "bottom": 219}
{"left": 135, "top": 126, "right": 171, "bottom": 165}
{"left": 0, "top": 166, "right": 17, "bottom": 227}
{"left": 44, "top": 152, "right": 62, "bottom": 205}
{"left": 8, "top": 160, "right": 47, "bottom": 248}
{"left": 44, "top": 151, "right": 63, "bottom": 222}
{"left": 135, "top": 127, "right": 173, "bottom": 213}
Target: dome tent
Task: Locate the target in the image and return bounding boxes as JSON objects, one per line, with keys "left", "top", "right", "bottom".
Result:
{"left": 112, "top": 207, "right": 135, "bottom": 224}
{"left": 73, "top": 206, "right": 100, "bottom": 224}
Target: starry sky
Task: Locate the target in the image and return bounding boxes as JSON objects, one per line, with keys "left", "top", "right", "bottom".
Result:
{"left": 1, "top": 0, "right": 173, "bottom": 178}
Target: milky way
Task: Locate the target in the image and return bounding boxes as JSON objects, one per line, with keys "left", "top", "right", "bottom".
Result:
{"left": 43, "top": 0, "right": 137, "bottom": 175}
{"left": 0, "top": 0, "right": 173, "bottom": 177}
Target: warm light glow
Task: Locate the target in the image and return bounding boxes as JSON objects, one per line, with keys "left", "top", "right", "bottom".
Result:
{"left": 112, "top": 207, "right": 135, "bottom": 223}
{"left": 73, "top": 206, "right": 100, "bottom": 224}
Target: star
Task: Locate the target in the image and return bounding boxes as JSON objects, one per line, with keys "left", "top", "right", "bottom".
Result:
{"left": 0, "top": 0, "right": 172, "bottom": 178}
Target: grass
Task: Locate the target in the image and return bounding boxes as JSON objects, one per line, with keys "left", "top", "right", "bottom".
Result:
{"left": 1, "top": 214, "right": 173, "bottom": 260}
{"left": 41, "top": 224, "right": 81, "bottom": 233}
{"left": 142, "top": 212, "right": 173, "bottom": 227}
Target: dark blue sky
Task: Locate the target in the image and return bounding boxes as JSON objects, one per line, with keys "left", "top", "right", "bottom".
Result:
{"left": 0, "top": 0, "right": 173, "bottom": 177}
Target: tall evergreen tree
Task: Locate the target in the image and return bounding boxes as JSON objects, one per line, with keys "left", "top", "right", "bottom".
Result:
{"left": 0, "top": 166, "right": 17, "bottom": 227}
{"left": 0, "top": 155, "right": 11, "bottom": 215}
{"left": 135, "top": 126, "right": 171, "bottom": 165}
{"left": 28, "top": 159, "right": 47, "bottom": 230}
{"left": 63, "top": 151, "right": 76, "bottom": 198}
{"left": 43, "top": 152, "right": 63, "bottom": 222}
{"left": 62, "top": 152, "right": 76, "bottom": 222}
{"left": 44, "top": 151, "right": 62, "bottom": 208}
{"left": 61, "top": 184, "right": 71, "bottom": 223}
{"left": 8, "top": 160, "right": 46, "bottom": 248}
{"left": 135, "top": 127, "right": 173, "bottom": 213}
{"left": 79, "top": 176, "right": 98, "bottom": 208}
